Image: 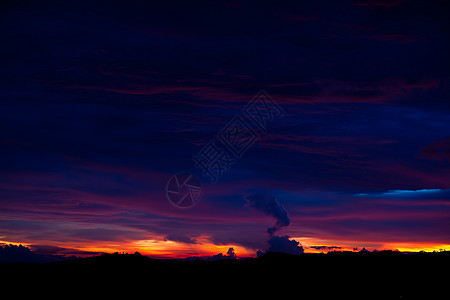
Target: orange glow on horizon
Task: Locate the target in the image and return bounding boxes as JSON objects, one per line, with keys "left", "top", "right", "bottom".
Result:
{"left": 382, "top": 242, "right": 450, "bottom": 253}
{"left": 48, "top": 236, "right": 256, "bottom": 258}
{"left": 0, "top": 240, "right": 31, "bottom": 247}
{"left": 72, "top": 242, "right": 255, "bottom": 258}
{"left": 2, "top": 238, "right": 449, "bottom": 258}
{"left": 294, "top": 237, "right": 450, "bottom": 254}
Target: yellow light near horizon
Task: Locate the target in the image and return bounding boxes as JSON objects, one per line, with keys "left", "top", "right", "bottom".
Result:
{"left": 292, "top": 237, "right": 450, "bottom": 253}
{"left": 0, "top": 240, "right": 31, "bottom": 247}
{"left": 3, "top": 237, "right": 449, "bottom": 258}
{"left": 383, "top": 243, "right": 450, "bottom": 252}
{"left": 71, "top": 237, "right": 254, "bottom": 258}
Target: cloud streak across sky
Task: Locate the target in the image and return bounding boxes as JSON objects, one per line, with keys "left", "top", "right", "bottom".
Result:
{"left": 0, "top": 0, "right": 449, "bottom": 257}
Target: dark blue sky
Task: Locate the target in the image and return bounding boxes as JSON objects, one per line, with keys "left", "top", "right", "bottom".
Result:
{"left": 0, "top": 0, "right": 449, "bottom": 256}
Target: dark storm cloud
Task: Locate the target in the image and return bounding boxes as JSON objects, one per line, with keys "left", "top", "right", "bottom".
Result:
{"left": 244, "top": 193, "right": 290, "bottom": 236}
{"left": 0, "top": 244, "right": 99, "bottom": 264}
{"left": 264, "top": 236, "right": 304, "bottom": 255}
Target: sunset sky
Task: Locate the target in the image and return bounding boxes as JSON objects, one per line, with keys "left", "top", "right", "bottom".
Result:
{"left": 1, "top": 0, "right": 449, "bottom": 258}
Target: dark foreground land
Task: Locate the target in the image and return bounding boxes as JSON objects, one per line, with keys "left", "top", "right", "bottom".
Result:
{"left": 2, "top": 251, "right": 449, "bottom": 299}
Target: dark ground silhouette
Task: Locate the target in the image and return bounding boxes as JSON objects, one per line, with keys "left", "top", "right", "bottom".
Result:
{"left": 1, "top": 250, "right": 449, "bottom": 299}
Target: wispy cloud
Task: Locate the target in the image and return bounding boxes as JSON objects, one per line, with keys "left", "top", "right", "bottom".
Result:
{"left": 355, "top": 189, "right": 445, "bottom": 198}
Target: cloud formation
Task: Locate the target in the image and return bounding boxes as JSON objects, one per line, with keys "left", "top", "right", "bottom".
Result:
{"left": 257, "top": 236, "right": 304, "bottom": 256}
{"left": 0, "top": 244, "right": 73, "bottom": 263}
{"left": 244, "top": 193, "right": 290, "bottom": 236}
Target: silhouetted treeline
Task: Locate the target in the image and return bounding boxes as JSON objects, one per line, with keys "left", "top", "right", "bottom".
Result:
{"left": 0, "top": 244, "right": 68, "bottom": 264}
{"left": 0, "top": 244, "right": 40, "bottom": 264}
{"left": 2, "top": 248, "right": 449, "bottom": 299}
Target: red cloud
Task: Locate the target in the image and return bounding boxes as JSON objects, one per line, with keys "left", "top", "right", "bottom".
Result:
{"left": 421, "top": 138, "right": 450, "bottom": 162}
